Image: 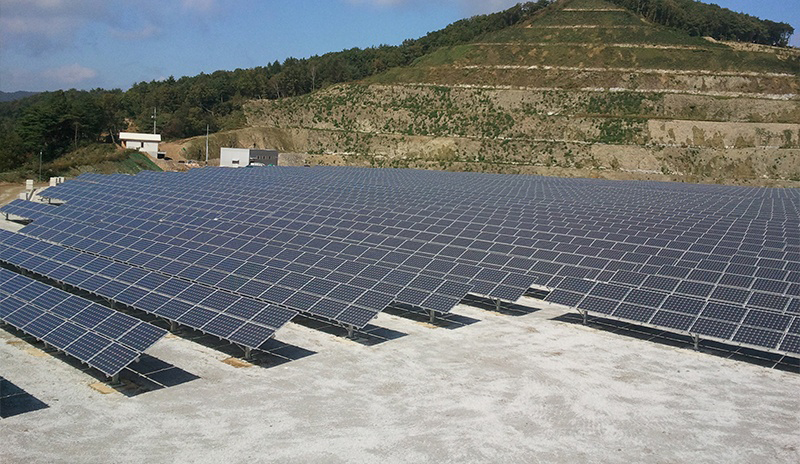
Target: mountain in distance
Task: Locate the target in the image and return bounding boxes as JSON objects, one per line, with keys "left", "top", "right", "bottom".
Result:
{"left": 1, "top": 0, "right": 798, "bottom": 186}
{"left": 225, "top": 0, "right": 799, "bottom": 185}
{"left": 0, "top": 91, "right": 38, "bottom": 103}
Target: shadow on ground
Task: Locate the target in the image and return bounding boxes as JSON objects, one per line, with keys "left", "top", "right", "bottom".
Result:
{"left": 292, "top": 314, "right": 406, "bottom": 346}
{"left": 385, "top": 304, "right": 481, "bottom": 329}
{"left": 121, "top": 354, "right": 199, "bottom": 394}
{"left": 462, "top": 295, "right": 541, "bottom": 316}
{"left": 1, "top": 325, "right": 197, "bottom": 397}
{"left": 553, "top": 313, "right": 800, "bottom": 373}
{"left": 0, "top": 375, "right": 48, "bottom": 418}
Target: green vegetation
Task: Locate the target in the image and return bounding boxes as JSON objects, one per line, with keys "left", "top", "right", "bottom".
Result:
{"left": 412, "top": 41, "right": 798, "bottom": 73}
{"left": 0, "top": 1, "right": 553, "bottom": 174}
{"left": 488, "top": 24, "right": 720, "bottom": 45}
{"left": 0, "top": 144, "right": 160, "bottom": 183}
{"left": 586, "top": 92, "right": 662, "bottom": 116}
{"left": 1, "top": 0, "right": 796, "bottom": 180}
{"left": 602, "top": 0, "right": 794, "bottom": 46}
{"left": 532, "top": 9, "right": 645, "bottom": 26}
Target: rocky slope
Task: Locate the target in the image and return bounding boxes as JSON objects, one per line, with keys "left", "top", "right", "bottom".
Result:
{"left": 236, "top": 0, "right": 800, "bottom": 184}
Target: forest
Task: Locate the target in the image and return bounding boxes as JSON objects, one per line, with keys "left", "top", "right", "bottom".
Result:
{"left": 0, "top": 0, "right": 794, "bottom": 173}
{"left": 0, "top": 1, "right": 551, "bottom": 172}
{"left": 605, "top": 0, "right": 794, "bottom": 46}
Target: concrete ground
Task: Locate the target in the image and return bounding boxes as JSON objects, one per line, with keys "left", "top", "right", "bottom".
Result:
{"left": 1, "top": 295, "right": 798, "bottom": 464}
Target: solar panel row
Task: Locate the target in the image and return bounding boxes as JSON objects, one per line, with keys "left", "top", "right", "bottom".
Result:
{"left": 38, "top": 181, "right": 538, "bottom": 301}
{"left": 43, "top": 175, "right": 799, "bottom": 297}
{"left": 5, "top": 202, "right": 471, "bottom": 325}
{"left": 0, "top": 229, "right": 295, "bottom": 350}
{"left": 0, "top": 267, "right": 167, "bottom": 376}
{"left": 8, "top": 198, "right": 488, "bottom": 320}
{"left": 17, "top": 166, "right": 800, "bottom": 357}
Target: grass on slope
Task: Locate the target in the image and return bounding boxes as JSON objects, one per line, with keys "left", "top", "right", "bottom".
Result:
{"left": 410, "top": 42, "right": 799, "bottom": 74}
{"left": 0, "top": 144, "right": 162, "bottom": 182}
{"left": 371, "top": 0, "right": 799, "bottom": 81}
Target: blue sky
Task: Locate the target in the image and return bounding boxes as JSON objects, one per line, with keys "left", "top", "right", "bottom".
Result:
{"left": 1, "top": 0, "right": 798, "bottom": 92}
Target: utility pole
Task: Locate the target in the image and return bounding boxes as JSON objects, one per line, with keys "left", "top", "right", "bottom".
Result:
{"left": 152, "top": 107, "right": 157, "bottom": 134}
{"left": 39, "top": 150, "right": 43, "bottom": 182}
{"left": 205, "top": 124, "right": 209, "bottom": 164}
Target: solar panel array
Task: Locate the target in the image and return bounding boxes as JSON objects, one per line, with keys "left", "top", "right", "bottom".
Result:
{"left": 0, "top": 229, "right": 295, "bottom": 351}
{"left": 0, "top": 267, "right": 167, "bottom": 376}
{"left": 4, "top": 166, "right": 799, "bottom": 358}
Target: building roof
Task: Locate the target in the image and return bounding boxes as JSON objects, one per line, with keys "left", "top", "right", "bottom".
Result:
{"left": 119, "top": 132, "right": 161, "bottom": 143}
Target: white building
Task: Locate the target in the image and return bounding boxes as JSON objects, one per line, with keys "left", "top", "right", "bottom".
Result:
{"left": 220, "top": 147, "right": 278, "bottom": 168}
{"left": 119, "top": 132, "right": 161, "bottom": 157}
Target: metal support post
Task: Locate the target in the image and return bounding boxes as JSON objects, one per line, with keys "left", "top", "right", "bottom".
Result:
{"left": 429, "top": 310, "right": 436, "bottom": 324}
{"left": 691, "top": 334, "right": 700, "bottom": 351}
{"left": 169, "top": 320, "right": 178, "bottom": 332}
{"left": 244, "top": 347, "right": 252, "bottom": 360}
{"left": 581, "top": 309, "right": 587, "bottom": 325}
{"left": 495, "top": 298, "right": 501, "bottom": 312}
{"left": 346, "top": 324, "right": 355, "bottom": 339}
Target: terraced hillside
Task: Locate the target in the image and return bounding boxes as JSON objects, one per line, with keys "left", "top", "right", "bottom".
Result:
{"left": 239, "top": 0, "right": 800, "bottom": 184}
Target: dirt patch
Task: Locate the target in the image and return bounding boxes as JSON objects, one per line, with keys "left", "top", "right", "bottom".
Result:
{"left": 222, "top": 358, "right": 254, "bottom": 368}
{"left": 0, "top": 182, "right": 33, "bottom": 207}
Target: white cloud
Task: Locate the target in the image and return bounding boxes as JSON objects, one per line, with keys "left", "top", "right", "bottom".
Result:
{"left": 42, "top": 64, "right": 99, "bottom": 85}
{"left": 0, "top": 0, "right": 109, "bottom": 53}
{"left": 0, "top": 0, "right": 224, "bottom": 54}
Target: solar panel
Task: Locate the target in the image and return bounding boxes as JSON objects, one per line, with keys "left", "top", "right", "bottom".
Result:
{"left": 0, "top": 267, "right": 167, "bottom": 377}
{"left": 10, "top": 166, "right": 799, "bottom": 356}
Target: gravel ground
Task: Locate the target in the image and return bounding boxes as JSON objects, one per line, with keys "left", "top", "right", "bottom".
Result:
{"left": 1, "top": 297, "right": 798, "bottom": 464}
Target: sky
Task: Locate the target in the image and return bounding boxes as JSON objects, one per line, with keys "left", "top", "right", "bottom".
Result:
{"left": 1, "top": 0, "right": 798, "bottom": 92}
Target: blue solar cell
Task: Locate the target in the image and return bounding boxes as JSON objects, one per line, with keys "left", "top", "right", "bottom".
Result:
{"left": 4, "top": 303, "right": 44, "bottom": 327}
{"left": 23, "top": 312, "right": 64, "bottom": 339}
{"left": 546, "top": 289, "right": 583, "bottom": 307}
{"left": 136, "top": 292, "right": 171, "bottom": 313}
{"left": 613, "top": 303, "right": 656, "bottom": 323}
{"left": 251, "top": 305, "right": 295, "bottom": 328}
{"left": 577, "top": 296, "right": 618, "bottom": 315}
{"left": 153, "top": 300, "right": 193, "bottom": 320}
{"left": 691, "top": 318, "right": 737, "bottom": 339}
{"left": 742, "top": 310, "right": 791, "bottom": 331}
{"left": 780, "top": 335, "right": 800, "bottom": 354}
{"left": 748, "top": 292, "right": 789, "bottom": 312}
{"left": 309, "top": 298, "right": 348, "bottom": 319}
{"left": 732, "top": 326, "right": 782, "bottom": 350}
{"left": 228, "top": 323, "right": 275, "bottom": 349}
{"left": 177, "top": 308, "right": 217, "bottom": 329}
{"left": 701, "top": 302, "right": 746, "bottom": 323}
{"left": 202, "top": 314, "right": 244, "bottom": 338}
{"left": 589, "top": 283, "right": 630, "bottom": 300}
{"left": 90, "top": 343, "right": 139, "bottom": 376}
{"left": 67, "top": 332, "right": 111, "bottom": 362}
{"left": 256, "top": 284, "right": 293, "bottom": 303}
{"left": 649, "top": 310, "right": 694, "bottom": 331}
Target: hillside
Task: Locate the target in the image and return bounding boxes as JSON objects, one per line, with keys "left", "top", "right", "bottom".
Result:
{"left": 0, "top": 91, "right": 38, "bottom": 103}
{"left": 236, "top": 0, "right": 800, "bottom": 185}
{"left": 0, "top": 144, "right": 161, "bottom": 183}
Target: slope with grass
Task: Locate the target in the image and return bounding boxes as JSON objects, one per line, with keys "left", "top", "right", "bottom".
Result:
{"left": 240, "top": 0, "right": 800, "bottom": 184}
{"left": 0, "top": 144, "right": 162, "bottom": 183}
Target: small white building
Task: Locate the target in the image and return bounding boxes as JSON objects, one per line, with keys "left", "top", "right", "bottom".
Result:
{"left": 220, "top": 147, "right": 279, "bottom": 168}
{"left": 119, "top": 132, "right": 161, "bottom": 157}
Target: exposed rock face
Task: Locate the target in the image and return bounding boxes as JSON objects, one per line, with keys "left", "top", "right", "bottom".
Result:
{"left": 240, "top": 0, "right": 800, "bottom": 185}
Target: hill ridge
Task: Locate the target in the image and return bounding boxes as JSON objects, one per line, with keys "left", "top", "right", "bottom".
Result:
{"left": 231, "top": 0, "right": 799, "bottom": 185}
